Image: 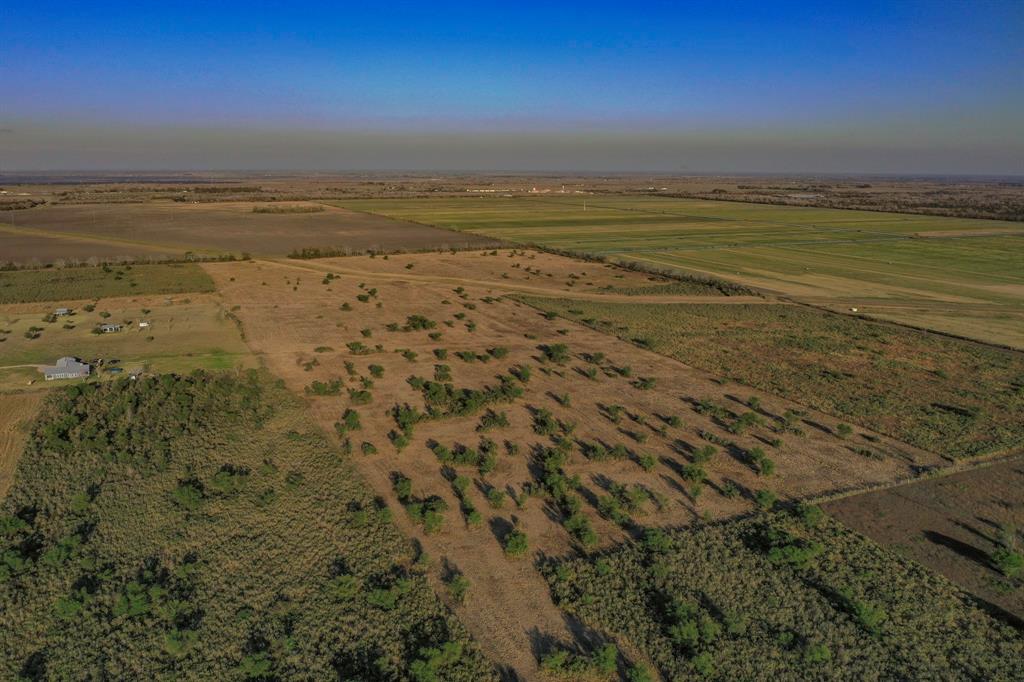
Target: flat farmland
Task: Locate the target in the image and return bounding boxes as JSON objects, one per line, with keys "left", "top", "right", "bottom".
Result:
{"left": 1, "top": 200, "right": 498, "bottom": 261}
{"left": 204, "top": 249, "right": 947, "bottom": 677}
{"left": 340, "top": 196, "right": 1023, "bottom": 250}
{"left": 341, "top": 196, "right": 1024, "bottom": 347}
{"left": 826, "top": 457, "right": 1024, "bottom": 624}
{"left": 516, "top": 297, "right": 1024, "bottom": 460}
{"left": 0, "top": 224, "right": 184, "bottom": 265}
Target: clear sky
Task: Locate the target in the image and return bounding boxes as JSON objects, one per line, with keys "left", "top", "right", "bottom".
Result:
{"left": 2, "top": 0, "right": 1022, "bottom": 173}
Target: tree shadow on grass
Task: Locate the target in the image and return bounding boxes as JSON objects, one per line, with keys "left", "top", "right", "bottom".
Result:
{"left": 923, "top": 530, "right": 990, "bottom": 568}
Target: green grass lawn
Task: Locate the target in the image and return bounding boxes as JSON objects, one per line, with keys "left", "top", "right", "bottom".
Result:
{"left": 0, "top": 263, "right": 215, "bottom": 304}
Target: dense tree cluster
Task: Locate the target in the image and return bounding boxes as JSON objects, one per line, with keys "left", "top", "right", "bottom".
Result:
{"left": 543, "top": 511, "right": 1024, "bottom": 680}
{"left": 0, "top": 372, "right": 495, "bottom": 680}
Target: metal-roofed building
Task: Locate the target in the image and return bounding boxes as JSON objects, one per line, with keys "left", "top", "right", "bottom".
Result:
{"left": 41, "top": 357, "right": 91, "bottom": 381}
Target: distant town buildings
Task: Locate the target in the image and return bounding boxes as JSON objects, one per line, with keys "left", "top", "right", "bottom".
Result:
{"left": 41, "top": 357, "right": 91, "bottom": 381}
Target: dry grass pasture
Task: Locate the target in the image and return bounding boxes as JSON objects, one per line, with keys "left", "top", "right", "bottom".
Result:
{"left": 0, "top": 293, "right": 253, "bottom": 391}
{"left": 517, "top": 296, "right": 1024, "bottom": 460}
{"left": 204, "top": 249, "right": 947, "bottom": 677}
{"left": 1, "top": 201, "right": 499, "bottom": 262}
{"left": 343, "top": 196, "right": 1024, "bottom": 347}
{"left": 0, "top": 262, "right": 214, "bottom": 304}
{"left": 0, "top": 391, "right": 43, "bottom": 498}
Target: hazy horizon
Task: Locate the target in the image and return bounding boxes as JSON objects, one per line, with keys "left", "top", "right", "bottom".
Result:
{"left": 3, "top": 1, "right": 1022, "bottom": 174}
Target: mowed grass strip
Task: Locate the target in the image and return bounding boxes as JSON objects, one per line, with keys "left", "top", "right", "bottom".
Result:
{"left": 0, "top": 263, "right": 215, "bottom": 304}
{"left": 515, "top": 297, "right": 1024, "bottom": 459}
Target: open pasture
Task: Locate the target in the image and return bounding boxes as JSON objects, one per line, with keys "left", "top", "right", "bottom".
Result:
{"left": 0, "top": 294, "right": 253, "bottom": 391}
{"left": 0, "top": 262, "right": 214, "bottom": 304}
{"left": 340, "top": 196, "right": 1024, "bottom": 251}
{"left": 204, "top": 249, "right": 945, "bottom": 676}
{"left": 1, "top": 200, "right": 498, "bottom": 262}
{"left": 517, "top": 297, "right": 1024, "bottom": 460}
{"left": 342, "top": 196, "right": 1024, "bottom": 346}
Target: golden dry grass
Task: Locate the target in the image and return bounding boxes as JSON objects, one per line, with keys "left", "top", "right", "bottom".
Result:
{"left": 204, "top": 249, "right": 946, "bottom": 677}
{"left": 0, "top": 391, "right": 44, "bottom": 498}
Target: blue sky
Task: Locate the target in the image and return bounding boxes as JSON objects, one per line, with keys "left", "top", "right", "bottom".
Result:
{"left": 2, "top": 1, "right": 1022, "bottom": 172}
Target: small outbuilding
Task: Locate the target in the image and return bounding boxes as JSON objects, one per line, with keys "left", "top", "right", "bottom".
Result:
{"left": 54, "top": 308, "right": 71, "bottom": 316}
{"left": 100, "top": 323, "right": 123, "bottom": 333}
{"left": 138, "top": 321, "right": 151, "bottom": 328}
{"left": 41, "top": 357, "right": 91, "bottom": 381}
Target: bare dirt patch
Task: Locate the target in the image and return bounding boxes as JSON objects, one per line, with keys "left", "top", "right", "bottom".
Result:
{"left": 826, "top": 457, "right": 1024, "bottom": 625}
{"left": 205, "top": 250, "right": 945, "bottom": 678}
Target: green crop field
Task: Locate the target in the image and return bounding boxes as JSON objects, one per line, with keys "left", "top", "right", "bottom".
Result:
{"left": 0, "top": 263, "right": 215, "bottom": 305}
{"left": 544, "top": 510, "right": 1024, "bottom": 681}
{"left": 515, "top": 297, "right": 1024, "bottom": 460}
{"left": 0, "top": 372, "right": 495, "bottom": 680}
{"left": 340, "top": 196, "right": 1024, "bottom": 347}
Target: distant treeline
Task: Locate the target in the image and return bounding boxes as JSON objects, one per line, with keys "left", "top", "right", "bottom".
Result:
{"left": 252, "top": 204, "right": 325, "bottom": 214}
{"left": 287, "top": 244, "right": 505, "bottom": 259}
{"left": 656, "top": 191, "right": 1024, "bottom": 223}
{"left": 525, "top": 243, "right": 758, "bottom": 297}
{"left": 0, "top": 252, "right": 250, "bottom": 272}
{"left": 0, "top": 198, "right": 46, "bottom": 211}
{"left": 189, "top": 185, "right": 264, "bottom": 194}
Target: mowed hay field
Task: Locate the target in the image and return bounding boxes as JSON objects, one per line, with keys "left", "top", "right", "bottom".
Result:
{"left": 341, "top": 196, "right": 1024, "bottom": 347}
{"left": 0, "top": 391, "right": 43, "bottom": 497}
{"left": 204, "top": 249, "right": 948, "bottom": 677}
{"left": 517, "top": 297, "right": 1024, "bottom": 460}
{"left": 826, "top": 457, "right": 1024, "bottom": 624}
{"left": 1, "top": 201, "right": 499, "bottom": 261}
